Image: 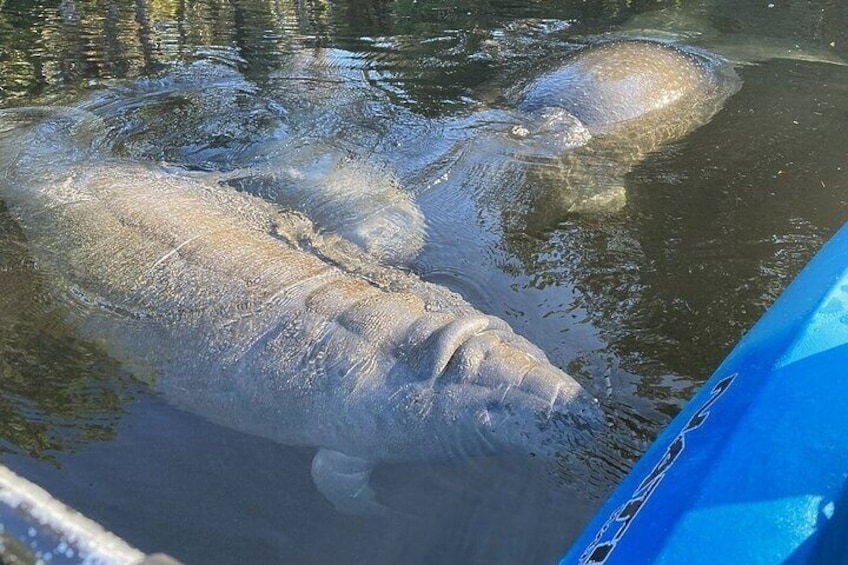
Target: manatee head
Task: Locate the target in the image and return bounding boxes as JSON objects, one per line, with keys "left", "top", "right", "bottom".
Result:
{"left": 463, "top": 332, "right": 604, "bottom": 459}
{"left": 383, "top": 314, "right": 605, "bottom": 463}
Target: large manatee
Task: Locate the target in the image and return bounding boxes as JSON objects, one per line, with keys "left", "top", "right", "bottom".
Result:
{"left": 0, "top": 108, "right": 602, "bottom": 514}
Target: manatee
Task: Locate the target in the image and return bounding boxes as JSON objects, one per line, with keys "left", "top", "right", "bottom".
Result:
{"left": 504, "top": 39, "right": 741, "bottom": 216}
{"left": 0, "top": 107, "right": 602, "bottom": 514}
{"left": 516, "top": 40, "right": 735, "bottom": 136}
{"left": 504, "top": 27, "right": 842, "bottom": 217}
{"left": 224, "top": 145, "right": 426, "bottom": 267}
{"left": 77, "top": 57, "right": 426, "bottom": 267}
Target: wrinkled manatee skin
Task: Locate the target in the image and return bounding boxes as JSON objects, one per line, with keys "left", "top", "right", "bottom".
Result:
{"left": 0, "top": 108, "right": 603, "bottom": 513}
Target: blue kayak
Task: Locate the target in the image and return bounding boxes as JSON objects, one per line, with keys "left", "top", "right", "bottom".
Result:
{"left": 562, "top": 222, "right": 848, "bottom": 564}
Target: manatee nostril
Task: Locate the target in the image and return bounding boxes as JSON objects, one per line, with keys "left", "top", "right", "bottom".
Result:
{"left": 485, "top": 399, "right": 514, "bottom": 416}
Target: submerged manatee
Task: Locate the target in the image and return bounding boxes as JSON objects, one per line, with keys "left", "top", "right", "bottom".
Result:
{"left": 79, "top": 57, "right": 425, "bottom": 267}
{"left": 517, "top": 40, "right": 736, "bottom": 135}
{"left": 0, "top": 108, "right": 602, "bottom": 514}
{"left": 225, "top": 146, "right": 426, "bottom": 267}
{"left": 505, "top": 39, "right": 741, "bottom": 215}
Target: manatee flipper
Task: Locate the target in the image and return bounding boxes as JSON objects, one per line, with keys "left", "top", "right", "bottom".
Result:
{"left": 311, "top": 448, "right": 386, "bottom": 515}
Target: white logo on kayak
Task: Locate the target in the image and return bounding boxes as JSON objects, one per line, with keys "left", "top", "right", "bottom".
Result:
{"left": 579, "top": 373, "right": 737, "bottom": 564}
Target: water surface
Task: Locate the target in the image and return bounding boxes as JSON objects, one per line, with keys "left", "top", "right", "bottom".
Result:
{"left": 1, "top": 0, "right": 847, "bottom": 562}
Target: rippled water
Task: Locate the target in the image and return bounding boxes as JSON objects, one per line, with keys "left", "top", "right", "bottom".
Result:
{"left": 1, "top": 0, "right": 847, "bottom": 562}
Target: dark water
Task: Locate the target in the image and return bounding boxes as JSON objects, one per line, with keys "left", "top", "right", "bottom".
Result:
{"left": 1, "top": 0, "right": 847, "bottom": 563}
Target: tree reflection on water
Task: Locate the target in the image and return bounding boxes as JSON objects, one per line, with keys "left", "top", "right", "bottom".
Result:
{"left": 0, "top": 202, "right": 142, "bottom": 461}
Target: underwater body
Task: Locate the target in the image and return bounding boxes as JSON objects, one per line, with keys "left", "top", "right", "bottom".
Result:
{"left": 1, "top": 0, "right": 847, "bottom": 562}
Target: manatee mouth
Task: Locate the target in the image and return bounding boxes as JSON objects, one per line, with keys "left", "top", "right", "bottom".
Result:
{"left": 540, "top": 400, "right": 604, "bottom": 434}
{"left": 421, "top": 313, "right": 605, "bottom": 456}
{"left": 475, "top": 386, "right": 603, "bottom": 458}
{"left": 514, "top": 365, "right": 606, "bottom": 454}
{"left": 541, "top": 381, "right": 604, "bottom": 423}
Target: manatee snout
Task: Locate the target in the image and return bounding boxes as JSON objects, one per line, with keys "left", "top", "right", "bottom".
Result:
{"left": 491, "top": 364, "right": 604, "bottom": 457}
{"left": 429, "top": 315, "right": 604, "bottom": 456}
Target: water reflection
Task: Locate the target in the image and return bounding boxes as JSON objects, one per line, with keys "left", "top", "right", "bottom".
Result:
{"left": 0, "top": 0, "right": 675, "bottom": 106}
{"left": 0, "top": 202, "right": 141, "bottom": 461}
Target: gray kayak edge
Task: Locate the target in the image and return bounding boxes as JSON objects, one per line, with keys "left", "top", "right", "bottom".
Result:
{"left": 0, "top": 464, "right": 178, "bottom": 565}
